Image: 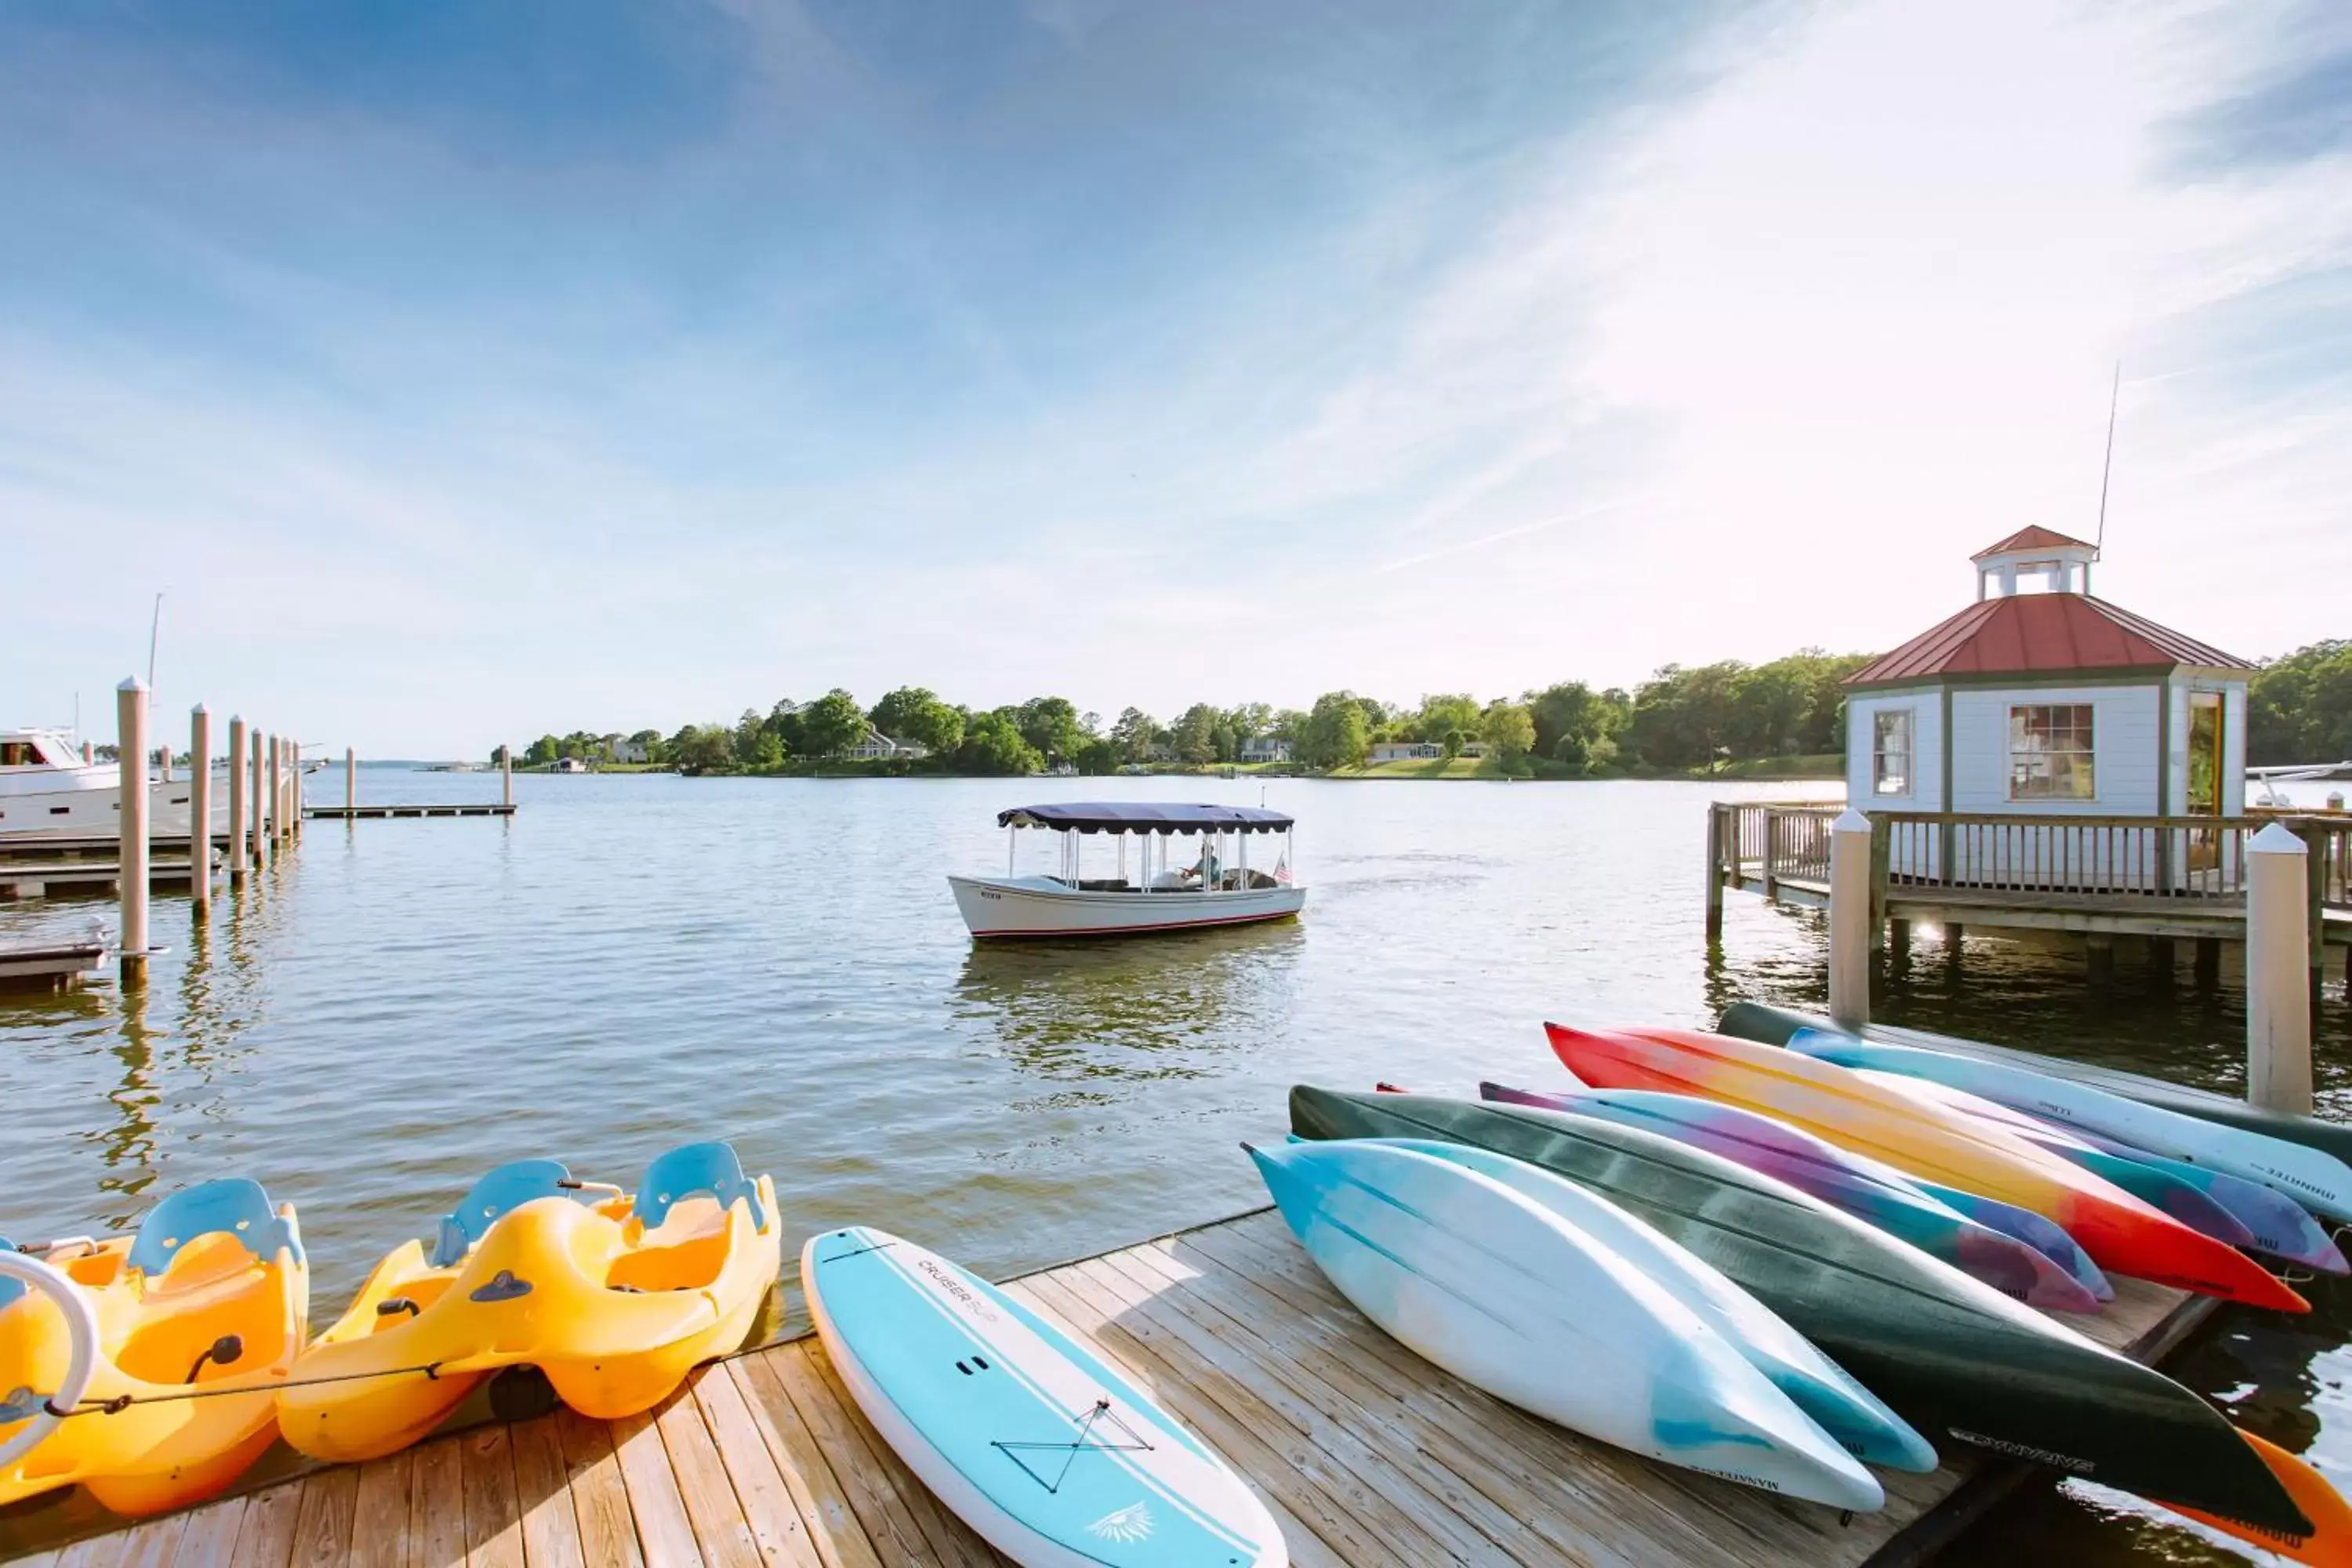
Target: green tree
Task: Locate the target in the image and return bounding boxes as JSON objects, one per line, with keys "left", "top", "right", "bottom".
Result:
{"left": 869, "top": 687, "right": 964, "bottom": 754}
{"left": 1074, "top": 736, "right": 1121, "bottom": 775}
{"left": 1016, "top": 697, "right": 1085, "bottom": 764}
{"left": 733, "top": 709, "right": 767, "bottom": 768}
{"left": 670, "top": 725, "right": 738, "bottom": 775}
{"left": 1411, "top": 694, "right": 1482, "bottom": 743}
{"left": 1525, "top": 681, "right": 1624, "bottom": 764}
{"left": 799, "top": 689, "right": 868, "bottom": 757}
{"left": 524, "top": 735, "right": 561, "bottom": 767}
{"left": 1227, "top": 702, "right": 1274, "bottom": 744}
{"left": 2249, "top": 641, "right": 2352, "bottom": 765}
{"left": 1480, "top": 699, "right": 1537, "bottom": 760}
{"left": 1441, "top": 728, "right": 1465, "bottom": 760}
{"left": 1625, "top": 662, "right": 1747, "bottom": 769}
{"left": 1300, "top": 691, "right": 1371, "bottom": 769}
{"left": 958, "top": 710, "right": 1045, "bottom": 775}
{"left": 750, "top": 731, "right": 786, "bottom": 771}
{"left": 1172, "top": 703, "right": 1220, "bottom": 764}
{"left": 1109, "top": 707, "right": 1159, "bottom": 764}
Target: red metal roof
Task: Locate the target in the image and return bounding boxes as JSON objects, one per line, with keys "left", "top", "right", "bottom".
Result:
{"left": 1846, "top": 593, "right": 2251, "bottom": 686}
{"left": 1971, "top": 524, "right": 2096, "bottom": 559}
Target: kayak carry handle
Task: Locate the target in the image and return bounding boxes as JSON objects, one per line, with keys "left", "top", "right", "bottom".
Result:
{"left": 376, "top": 1297, "right": 423, "bottom": 1319}
{"left": 187, "top": 1334, "right": 243, "bottom": 1385}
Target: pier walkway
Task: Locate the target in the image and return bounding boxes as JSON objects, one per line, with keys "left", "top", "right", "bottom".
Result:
{"left": 24, "top": 1206, "right": 2210, "bottom": 1568}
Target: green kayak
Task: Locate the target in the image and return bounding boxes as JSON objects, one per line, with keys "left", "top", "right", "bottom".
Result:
{"left": 1718, "top": 1001, "right": 2352, "bottom": 1167}
{"left": 1289, "top": 1086, "right": 2310, "bottom": 1541}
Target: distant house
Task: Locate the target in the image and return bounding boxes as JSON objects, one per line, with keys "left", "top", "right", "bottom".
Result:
{"left": 843, "top": 724, "right": 927, "bottom": 761}
{"left": 550, "top": 757, "right": 590, "bottom": 774}
{"left": 1367, "top": 741, "right": 1444, "bottom": 763}
{"left": 1240, "top": 736, "right": 1293, "bottom": 764}
{"left": 607, "top": 735, "right": 648, "bottom": 764}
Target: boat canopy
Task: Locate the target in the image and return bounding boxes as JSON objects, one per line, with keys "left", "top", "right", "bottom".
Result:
{"left": 996, "top": 802, "right": 1294, "bottom": 834}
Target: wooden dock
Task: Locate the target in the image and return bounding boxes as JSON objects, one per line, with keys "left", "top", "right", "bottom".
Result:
{"left": 0, "top": 939, "right": 107, "bottom": 993}
{"left": 17, "top": 1206, "right": 2214, "bottom": 1568}
{"left": 303, "top": 804, "right": 516, "bottom": 821}
{"left": 0, "top": 851, "right": 215, "bottom": 901}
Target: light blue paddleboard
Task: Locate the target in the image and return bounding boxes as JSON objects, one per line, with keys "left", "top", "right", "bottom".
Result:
{"left": 804, "top": 1226, "right": 1287, "bottom": 1568}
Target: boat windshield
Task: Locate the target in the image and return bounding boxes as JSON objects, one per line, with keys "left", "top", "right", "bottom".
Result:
{"left": 1004, "top": 815, "right": 1294, "bottom": 894}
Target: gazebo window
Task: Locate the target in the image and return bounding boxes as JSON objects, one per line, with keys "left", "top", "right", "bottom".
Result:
{"left": 1871, "top": 710, "right": 1913, "bottom": 795}
{"left": 2009, "top": 704, "right": 2095, "bottom": 800}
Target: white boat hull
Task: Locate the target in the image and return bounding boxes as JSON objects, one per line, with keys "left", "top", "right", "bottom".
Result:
{"left": 949, "top": 875, "right": 1305, "bottom": 938}
{"left": 0, "top": 773, "right": 235, "bottom": 840}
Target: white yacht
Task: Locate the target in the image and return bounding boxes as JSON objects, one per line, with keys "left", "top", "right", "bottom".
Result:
{"left": 0, "top": 728, "right": 231, "bottom": 840}
{"left": 949, "top": 801, "right": 1306, "bottom": 938}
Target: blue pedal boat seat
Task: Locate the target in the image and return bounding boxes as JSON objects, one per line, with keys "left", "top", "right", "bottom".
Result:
{"left": 635, "top": 1142, "right": 765, "bottom": 1231}
{"left": 431, "top": 1160, "right": 578, "bottom": 1269}
{"left": 127, "top": 1178, "right": 303, "bottom": 1277}
{"left": 0, "top": 1237, "right": 20, "bottom": 1312}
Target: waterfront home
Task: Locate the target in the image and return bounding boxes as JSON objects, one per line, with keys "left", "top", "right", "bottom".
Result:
{"left": 551, "top": 757, "right": 590, "bottom": 774}
{"left": 606, "top": 735, "right": 648, "bottom": 764}
{"left": 1366, "top": 739, "right": 1488, "bottom": 763}
{"left": 1240, "top": 736, "right": 1294, "bottom": 764}
{"left": 1843, "top": 528, "right": 2251, "bottom": 884}
{"left": 843, "top": 724, "right": 927, "bottom": 760}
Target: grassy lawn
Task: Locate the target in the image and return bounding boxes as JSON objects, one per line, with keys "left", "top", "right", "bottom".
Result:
{"left": 1329, "top": 756, "right": 1510, "bottom": 780}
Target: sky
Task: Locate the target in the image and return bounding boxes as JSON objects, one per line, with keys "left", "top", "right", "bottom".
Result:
{"left": 2, "top": 0, "right": 2347, "bottom": 755}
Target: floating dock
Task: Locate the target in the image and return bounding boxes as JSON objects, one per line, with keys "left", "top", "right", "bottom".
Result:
{"left": 24, "top": 1206, "right": 2212, "bottom": 1567}
{"left": 0, "top": 850, "right": 215, "bottom": 901}
{"left": 303, "top": 804, "right": 515, "bottom": 821}
{"left": 0, "top": 939, "right": 107, "bottom": 993}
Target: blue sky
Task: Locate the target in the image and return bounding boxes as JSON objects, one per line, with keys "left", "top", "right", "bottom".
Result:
{"left": 3, "top": 0, "right": 2347, "bottom": 754}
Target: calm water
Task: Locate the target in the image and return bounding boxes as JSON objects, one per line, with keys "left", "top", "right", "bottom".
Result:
{"left": 2, "top": 771, "right": 2345, "bottom": 1563}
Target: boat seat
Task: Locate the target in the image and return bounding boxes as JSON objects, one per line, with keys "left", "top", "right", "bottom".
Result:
{"left": 128, "top": 1178, "right": 303, "bottom": 1277}
{"left": 0, "top": 1236, "right": 19, "bottom": 1312}
{"left": 635, "top": 1142, "right": 765, "bottom": 1231}
{"left": 433, "top": 1159, "right": 575, "bottom": 1269}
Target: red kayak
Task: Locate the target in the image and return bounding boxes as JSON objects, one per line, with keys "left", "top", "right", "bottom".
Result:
{"left": 1545, "top": 1022, "right": 2307, "bottom": 1313}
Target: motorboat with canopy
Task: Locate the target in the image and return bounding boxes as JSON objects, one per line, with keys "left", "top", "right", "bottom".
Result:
{"left": 949, "top": 802, "right": 1305, "bottom": 938}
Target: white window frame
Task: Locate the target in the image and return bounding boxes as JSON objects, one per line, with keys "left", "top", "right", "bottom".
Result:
{"left": 2008, "top": 703, "right": 2096, "bottom": 801}
{"left": 1870, "top": 710, "right": 1914, "bottom": 797}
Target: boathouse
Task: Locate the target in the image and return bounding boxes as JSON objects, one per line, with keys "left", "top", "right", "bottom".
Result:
{"left": 1842, "top": 528, "right": 2253, "bottom": 887}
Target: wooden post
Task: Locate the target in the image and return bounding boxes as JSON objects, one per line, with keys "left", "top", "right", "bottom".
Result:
{"left": 2147, "top": 935, "right": 2176, "bottom": 986}
{"left": 2085, "top": 933, "right": 2115, "bottom": 985}
{"left": 2247, "top": 822, "right": 2313, "bottom": 1115}
{"left": 188, "top": 705, "right": 212, "bottom": 916}
{"left": 227, "top": 717, "right": 248, "bottom": 886}
{"left": 2194, "top": 938, "right": 2222, "bottom": 989}
{"left": 2297, "top": 822, "right": 2328, "bottom": 999}
{"left": 254, "top": 733, "right": 271, "bottom": 867}
{"left": 117, "top": 679, "right": 150, "bottom": 985}
{"left": 1760, "top": 807, "right": 1780, "bottom": 902}
{"left": 501, "top": 746, "right": 514, "bottom": 808}
{"left": 1888, "top": 918, "right": 1911, "bottom": 965}
{"left": 1704, "top": 804, "right": 1725, "bottom": 940}
{"left": 346, "top": 748, "right": 356, "bottom": 812}
{"left": 1867, "top": 815, "right": 1891, "bottom": 953}
{"left": 1828, "top": 808, "right": 1873, "bottom": 1030}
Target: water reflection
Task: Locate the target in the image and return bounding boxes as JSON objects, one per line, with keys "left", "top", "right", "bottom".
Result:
{"left": 96, "top": 974, "right": 161, "bottom": 1215}
{"left": 952, "top": 924, "right": 1305, "bottom": 1081}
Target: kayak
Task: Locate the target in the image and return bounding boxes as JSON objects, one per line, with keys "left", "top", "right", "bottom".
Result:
{"left": 1853, "top": 1070, "right": 2260, "bottom": 1250}
{"left": 1719, "top": 1001, "right": 2352, "bottom": 1167}
{"left": 1352, "top": 1134, "right": 1933, "bottom": 1469}
{"left": 1289, "top": 1086, "right": 2328, "bottom": 1549}
{"left": 805, "top": 1225, "right": 1287, "bottom": 1567}
{"left": 1249, "top": 1140, "right": 1885, "bottom": 1510}
{"left": 1780, "top": 1025, "right": 2352, "bottom": 1228}
{"left": 1479, "top": 1082, "right": 2105, "bottom": 1313}
{"left": 0, "top": 1179, "right": 308, "bottom": 1516}
{"left": 281, "top": 1142, "right": 780, "bottom": 1462}
{"left": 1547, "top": 1022, "right": 2307, "bottom": 1312}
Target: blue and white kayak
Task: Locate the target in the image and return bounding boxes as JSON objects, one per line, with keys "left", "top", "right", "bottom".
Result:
{"left": 1790, "top": 1027, "right": 2352, "bottom": 1225}
{"left": 1354, "top": 1135, "right": 1934, "bottom": 1472}
{"left": 1249, "top": 1141, "right": 1885, "bottom": 1512}
{"left": 804, "top": 1227, "right": 1287, "bottom": 1568}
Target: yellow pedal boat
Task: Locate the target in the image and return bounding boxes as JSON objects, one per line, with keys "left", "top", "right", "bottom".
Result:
{"left": 0, "top": 1179, "right": 307, "bottom": 1516}
{"left": 278, "top": 1142, "right": 780, "bottom": 1462}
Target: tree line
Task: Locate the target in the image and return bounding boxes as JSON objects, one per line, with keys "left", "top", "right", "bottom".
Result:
{"left": 516, "top": 638, "right": 2350, "bottom": 779}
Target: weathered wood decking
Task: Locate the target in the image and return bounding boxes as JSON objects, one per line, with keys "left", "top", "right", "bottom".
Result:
{"left": 16, "top": 1207, "right": 2211, "bottom": 1568}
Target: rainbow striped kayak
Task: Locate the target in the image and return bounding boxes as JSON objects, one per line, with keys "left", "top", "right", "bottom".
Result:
{"left": 1546, "top": 1023, "right": 2307, "bottom": 1313}
{"left": 1479, "top": 1082, "right": 2105, "bottom": 1312}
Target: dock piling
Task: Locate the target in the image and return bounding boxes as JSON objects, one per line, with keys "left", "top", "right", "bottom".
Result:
{"left": 1703, "top": 804, "right": 1724, "bottom": 941}
{"left": 253, "top": 733, "right": 270, "bottom": 868}
{"left": 189, "top": 705, "right": 211, "bottom": 916}
{"left": 1828, "top": 808, "right": 1873, "bottom": 1030}
{"left": 227, "top": 717, "right": 247, "bottom": 885}
{"left": 346, "top": 748, "right": 356, "bottom": 812}
{"left": 116, "top": 679, "right": 150, "bottom": 986}
{"left": 501, "top": 745, "right": 513, "bottom": 808}
{"left": 2248, "top": 822, "right": 2313, "bottom": 1115}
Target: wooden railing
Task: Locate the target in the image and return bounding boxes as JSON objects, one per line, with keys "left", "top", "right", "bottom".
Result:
{"left": 1709, "top": 802, "right": 2352, "bottom": 913}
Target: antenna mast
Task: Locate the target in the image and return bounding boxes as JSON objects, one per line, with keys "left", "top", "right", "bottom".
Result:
{"left": 2093, "top": 362, "right": 2120, "bottom": 558}
{"left": 147, "top": 593, "right": 165, "bottom": 692}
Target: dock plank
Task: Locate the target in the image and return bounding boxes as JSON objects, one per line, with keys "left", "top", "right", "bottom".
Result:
{"left": 551, "top": 1407, "right": 644, "bottom": 1568}
{"left": 231, "top": 1478, "right": 307, "bottom": 1568}
{"left": 506, "top": 1417, "right": 585, "bottom": 1568}
{"left": 608, "top": 1409, "right": 704, "bottom": 1568}
{"left": 288, "top": 1466, "right": 359, "bottom": 1565}
{"left": 458, "top": 1426, "right": 524, "bottom": 1568}
{"left": 691, "top": 1366, "right": 825, "bottom": 1568}
{"left": 653, "top": 1388, "right": 762, "bottom": 1568}
{"left": 165, "top": 1497, "right": 245, "bottom": 1566}
{"left": 727, "top": 1357, "right": 884, "bottom": 1568}
{"left": 405, "top": 1432, "right": 470, "bottom": 1568}
{"left": 797, "top": 1345, "right": 1005, "bottom": 1568}
{"left": 761, "top": 1346, "right": 961, "bottom": 1567}
{"left": 347, "top": 1453, "right": 412, "bottom": 1568}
